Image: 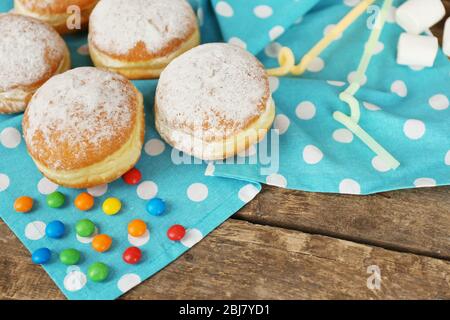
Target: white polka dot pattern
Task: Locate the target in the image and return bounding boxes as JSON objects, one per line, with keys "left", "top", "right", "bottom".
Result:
{"left": 128, "top": 229, "right": 150, "bottom": 247}
{"left": 0, "top": 173, "right": 9, "bottom": 192}
{"left": 339, "top": 179, "right": 361, "bottom": 195}
{"left": 303, "top": 145, "right": 323, "bottom": 165}
{"left": 215, "top": 1, "right": 234, "bottom": 17}
{"left": 238, "top": 184, "right": 259, "bottom": 202}
{"left": 136, "top": 181, "right": 158, "bottom": 200}
{"left": 25, "top": 221, "right": 46, "bottom": 240}
{"left": 187, "top": 183, "right": 209, "bottom": 202}
{"left": 0, "top": 127, "right": 21, "bottom": 148}
{"left": 64, "top": 268, "right": 87, "bottom": 292}
{"left": 144, "top": 139, "right": 165, "bottom": 156}
{"left": 37, "top": 177, "right": 58, "bottom": 195}
{"left": 266, "top": 173, "right": 287, "bottom": 188}
{"left": 118, "top": 274, "right": 142, "bottom": 293}
{"left": 180, "top": 228, "right": 203, "bottom": 248}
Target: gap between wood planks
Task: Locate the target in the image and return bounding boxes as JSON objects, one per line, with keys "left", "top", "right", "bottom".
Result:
{"left": 233, "top": 186, "right": 450, "bottom": 262}
{"left": 231, "top": 215, "right": 450, "bottom": 262}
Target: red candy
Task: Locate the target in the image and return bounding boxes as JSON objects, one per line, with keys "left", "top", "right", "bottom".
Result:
{"left": 167, "top": 224, "right": 186, "bottom": 241}
{"left": 123, "top": 247, "right": 142, "bottom": 264}
{"left": 122, "top": 168, "right": 142, "bottom": 185}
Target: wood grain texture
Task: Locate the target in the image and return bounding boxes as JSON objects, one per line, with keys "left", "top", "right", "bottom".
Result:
{"left": 123, "top": 220, "right": 450, "bottom": 300}
{"left": 235, "top": 186, "right": 450, "bottom": 259}
{"left": 1, "top": 219, "right": 449, "bottom": 300}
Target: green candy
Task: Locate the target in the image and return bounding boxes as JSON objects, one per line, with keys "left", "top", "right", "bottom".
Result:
{"left": 88, "top": 262, "right": 109, "bottom": 282}
{"left": 76, "top": 219, "right": 95, "bottom": 237}
{"left": 46, "top": 191, "right": 65, "bottom": 208}
{"left": 59, "top": 248, "right": 81, "bottom": 265}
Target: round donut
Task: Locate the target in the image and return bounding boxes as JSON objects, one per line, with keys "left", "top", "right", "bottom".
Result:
{"left": 0, "top": 14, "right": 70, "bottom": 114}
{"left": 88, "top": 0, "right": 200, "bottom": 79}
{"left": 14, "top": 0, "right": 99, "bottom": 34}
{"left": 23, "top": 67, "right": 145, "bottom": 188}
{"left": 155, "top": 43, "right": 276, "bottom": 160}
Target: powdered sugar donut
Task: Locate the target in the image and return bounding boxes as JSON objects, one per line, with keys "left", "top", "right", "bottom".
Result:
{"left": 14, "top": 0, "right": 99, "bottom": 34}
{"left": 88, "top": 0, "right": 200, "bottom": 79}
{"left": 0, "top": 14, "right": 70, "bottom": 114}
{"left": 23, "top": 67, "right": 145, "bottom": 188}
{"left": 155, "top": 43, "right": 276, "bottom": 160}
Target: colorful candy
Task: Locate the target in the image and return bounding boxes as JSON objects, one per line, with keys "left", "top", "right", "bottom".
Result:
{"left": 76, "top": 219, "right": 96, "bottom": 237}
{"left": 122, "top": 168, "right": 142, "bottom": 185}
{"left": 128, "top": 219, "right": 147, "bottom": 237}
{"left": 123, "top": 247, "right": 142, "bottom": 265}
{"left": 167, "top": 224, "right": 186, "bottom": 241}
{"left": 146, "top": 198, "right": 166, "bottom": 216}
{"left": 46, "top": 191, "right": 65, "bottom": 208}
{"left": 102, "top": 197, "right": 121, "bottom": 215}
{"left": 59, "top": 248, "right": 81, "bottom": 265}
{"left": 46, "top": 220, "right": 65, "bottom": 239}
{"left": 88, "top": 262, "right": 109, "bottom": 282}
{"left": 14, "top": 196, "right": 34, "bottom": 213}
{"left": 92, "top": 234, "right": 112, "bottom": 252}
{"left": 74, "top": 192, "right": 94, "bottom": 211}
{"left": 32, "top": 248, "right": 51, "bottom": 264}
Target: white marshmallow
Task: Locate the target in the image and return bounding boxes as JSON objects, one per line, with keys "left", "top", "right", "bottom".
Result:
{"left": 444, "top": 18, "right": 450, "bottom": 57}
{"left": 397, "top": 33, "right": 439, "bottom": 67}
{"left": 396, "top": 0, "right": 445, "bottom": 35}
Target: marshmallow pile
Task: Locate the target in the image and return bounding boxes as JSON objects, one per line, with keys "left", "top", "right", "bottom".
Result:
{"left": 395, "top": 0, "right": 448, "bottom": 68}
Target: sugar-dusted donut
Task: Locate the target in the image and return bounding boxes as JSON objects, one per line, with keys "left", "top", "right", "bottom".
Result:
{"left": 23, "top": 67, "right": 145, "bottom": 188}
{"left": 14, "top": 0, "right": 99, "bottom": 34}
{"left": 0, "top": 14, "right": 70, "bottom": 114}
{"left": 88, "top": 0, "right": 200, "bottom": 79}
{"left": 155, "top": 43, "right": 276, "bottom": 160}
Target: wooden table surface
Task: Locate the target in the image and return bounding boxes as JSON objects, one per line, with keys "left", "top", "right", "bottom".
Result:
{"left": 1, "top": 3, "right": 449, "bottom": 300}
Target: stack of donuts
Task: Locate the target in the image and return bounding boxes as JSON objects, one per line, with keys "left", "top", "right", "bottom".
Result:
{"left": 1, "top": 0, "right": 275, "bottom": 188}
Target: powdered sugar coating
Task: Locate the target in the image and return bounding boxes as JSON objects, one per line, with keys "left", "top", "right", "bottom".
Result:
{"left": 17, "top": 0, "right": 95, "bottom": 12}
{"left": 89, "top": 0, "right": 197, "bottom": 57}
{"left": 156, "top": 43, "right": 270, "bottom": 140}
{"left": 0, "top": 14, "right": 66, "bottom": 91}
{"left": 23, "top": 67, "right": 137, "bottom": 170}
{"left": 17, "top": 0, "right": 54, "bottom": 10}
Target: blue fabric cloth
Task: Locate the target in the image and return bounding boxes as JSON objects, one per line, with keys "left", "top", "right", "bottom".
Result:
{"left": 0, "top": 0, "right": 449, "bottom": 300}
{"left": 211, "top": 0, "right": 320, "bottom": 54}
{"left": 211, "top": 0, "right": 450, "bottom": 194}
{"left": 0, "top": 0, "right": 258, "bottom": 300}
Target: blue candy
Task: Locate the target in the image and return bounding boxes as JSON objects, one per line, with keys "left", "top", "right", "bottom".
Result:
{"left": 32, "top": 248, "right": 51, "bottom": 264}
{"left": 146, "top": 198, "right": 166, "bottom": 216}
{"left": 46, "top": 220, "right": 65, "bottom": 239}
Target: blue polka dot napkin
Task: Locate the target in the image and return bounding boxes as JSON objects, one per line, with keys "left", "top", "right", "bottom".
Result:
{"left": 0, "top": 0, "right": 257, "bottom": 300}
{"left": 211, "top": 0, "right": 320, "bottom": 54}
{"left": 211, "top": 0, "right": 450, "bottom": 194}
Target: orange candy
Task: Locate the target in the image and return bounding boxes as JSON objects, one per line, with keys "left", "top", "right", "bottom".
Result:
{"left": 128, "top": 219, "right": 147, "bottom": 237}
{"left": 74, "top": 192, "right": 94, "bottom": 211}
{"left": 14, "top": 196, "right": 34, "bottom": 213}
{"left": 92, "top": 234, "right": 112, "bottom": 253}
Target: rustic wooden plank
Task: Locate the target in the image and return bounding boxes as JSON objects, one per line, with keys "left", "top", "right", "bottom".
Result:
{"left": 235, "top": 186, "right": 450, "bottom": 260}
{"left": 1, "top": 219, "right": 449, "bottom": 300}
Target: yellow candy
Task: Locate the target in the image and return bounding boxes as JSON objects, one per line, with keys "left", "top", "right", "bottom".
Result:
{"left": 102, "top": 197, "right": 122, "bottom": 215}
